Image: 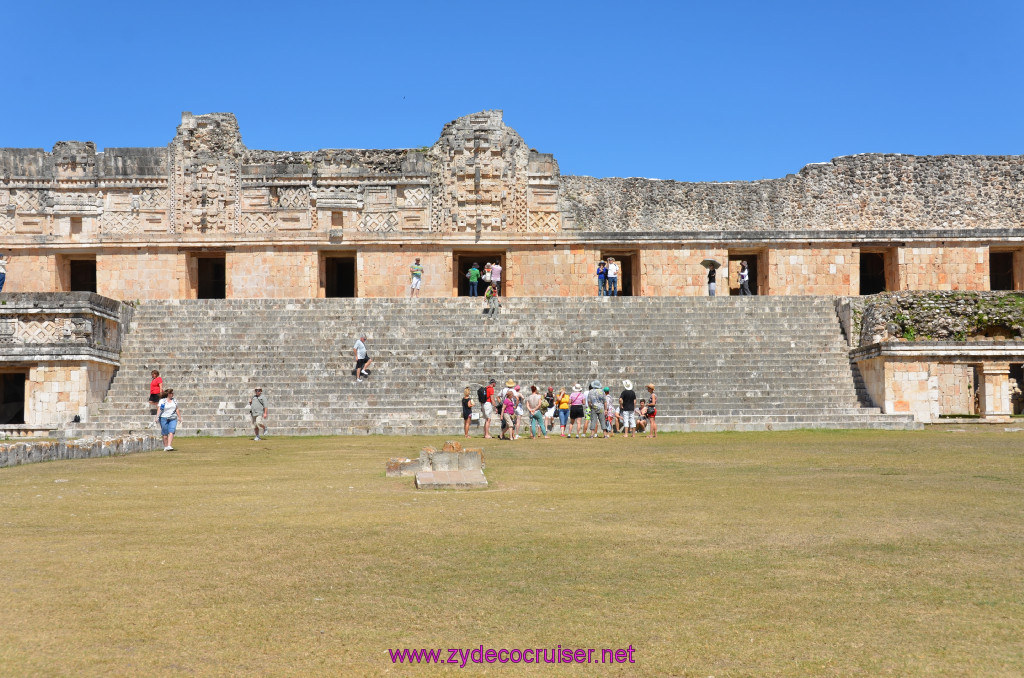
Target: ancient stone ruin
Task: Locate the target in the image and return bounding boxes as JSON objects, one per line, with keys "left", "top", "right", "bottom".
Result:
{"left": 387, "top": 441, "right": 487, "bottom": 489}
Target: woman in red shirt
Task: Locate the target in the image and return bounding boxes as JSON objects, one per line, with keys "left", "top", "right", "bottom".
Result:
{"left": 148, "top": 370, "right": 162, "bottom": 417}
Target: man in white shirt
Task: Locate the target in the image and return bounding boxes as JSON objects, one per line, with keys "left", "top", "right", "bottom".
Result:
{"left": 606, "top": 258, "right": 619, "bottom": 296}
{"left": 352, "top": 334, "right": 373, "bottom": 382}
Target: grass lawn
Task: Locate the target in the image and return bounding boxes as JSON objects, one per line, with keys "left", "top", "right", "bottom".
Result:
{"left": 1, "top": 429, "right": 1022, "bottom": 676}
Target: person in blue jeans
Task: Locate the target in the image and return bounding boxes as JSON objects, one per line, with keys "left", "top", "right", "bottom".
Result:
{"left": 606, "top": 258, "right": 619, "bottom": 296}
{"left": 596, "top": 260, "right": 607, "bottom": 296}
{"left": 0, "top": 254, "right": 8, "bottom": 292}
{"left": 467, "top": 262, "right": 481, "bottom": 296}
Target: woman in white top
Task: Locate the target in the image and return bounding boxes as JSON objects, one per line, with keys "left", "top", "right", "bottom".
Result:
{"left": 0, "top": 254, "right": 8, "bottom": 292}
{"left": 158, "top": 389, "right": 182, "bottom": 451}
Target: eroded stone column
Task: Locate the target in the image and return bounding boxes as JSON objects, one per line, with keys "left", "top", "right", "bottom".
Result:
{"left": 977, "top": 362, "right": 1012, "bottom": 421}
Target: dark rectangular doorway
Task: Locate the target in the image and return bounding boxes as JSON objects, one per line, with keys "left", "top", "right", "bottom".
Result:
{"left": 729, "top": 252, "right": 760, "bottom": 295}
{"left": 197, "top": 257, "right": 226, "bottom": 299}
{"left": 990, "top": 252, "right": 1015, "bottom": 291}
{"left": 859, "top": 251, "right": 887, "bottom": 295}
{"left": 69, "top": 259, "right": 97, "bottom": 293}
{"left": 454, "top": 252, "right": 505, "bottom": 296}
{"left": 600, "top": 252, "right": 636, "bottom": 296}
{"left": 0, "top": 373, "right": 26, "bottom": 425}
{"left": 325, "top": 256, "right": 357, "bottom": 298}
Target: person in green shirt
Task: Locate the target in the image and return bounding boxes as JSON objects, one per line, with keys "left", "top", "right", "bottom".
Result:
{"left": 409, "top": 258, "right": 424, "bottom": 297}
{"left": 467, "top": 262, "right": 481, "bottom": 296}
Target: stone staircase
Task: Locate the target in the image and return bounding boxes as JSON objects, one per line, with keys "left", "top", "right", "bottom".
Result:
{"left": 78, "top": 296, "right": 921, "bottom": 436}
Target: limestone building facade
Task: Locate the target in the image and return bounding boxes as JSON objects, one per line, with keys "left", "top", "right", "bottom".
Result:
{"left": 2, "top": 110, "right": 1022, "bottom": 301}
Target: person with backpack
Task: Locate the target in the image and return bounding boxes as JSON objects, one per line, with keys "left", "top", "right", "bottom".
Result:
{"left": 526, "top": 385, "right": 548, "bottom": 439}
{"left": 484, "top": 283, "right": 500, "bottom": 318}
{"left": 466, "top": 262, "right": 481, "bottom": 297}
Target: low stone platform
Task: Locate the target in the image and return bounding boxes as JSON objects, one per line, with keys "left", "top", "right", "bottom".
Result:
{"left": 0, "top": 433, "right": 162, "bottom": 468}
{"left": 415, "top": 469, "right": 488, "bottom": 490}
{"left": 386, "top": 441, "right": 488, "bottom": 489}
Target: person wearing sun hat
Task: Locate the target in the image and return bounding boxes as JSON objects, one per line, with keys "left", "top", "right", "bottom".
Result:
{"left": 619, "top": 379, "right": 638, "bottom": 437}
{"left": 587, "top": 379, "right": 607, "bottom": 438}
{"left": 568, "top": 383, "right": 586, "bottom": 438}
{"left": 498, "top": 379, "right": 517, "bottom": 438}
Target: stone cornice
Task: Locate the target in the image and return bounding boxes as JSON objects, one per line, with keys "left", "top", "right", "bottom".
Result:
{"left": 851, "top": 340, "right": 1024, "bottom": 362}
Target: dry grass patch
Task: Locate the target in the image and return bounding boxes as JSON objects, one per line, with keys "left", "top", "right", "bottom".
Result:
{"left": 0, "top": 430, "right": 1022, "bottom": 676}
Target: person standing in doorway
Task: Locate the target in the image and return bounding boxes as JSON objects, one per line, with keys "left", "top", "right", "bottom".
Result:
{"left": 490, "top": 260, "right": 502, "bottom": 295}
{"left": 148, "top": 370, "right": 163, "bottom": 419}
{"left": 353, "top": 334, "right": 373, "bottom": 382}
{"left": 249, "top": 387, "right": 268, "bottom": 441}
{"left": 596, "top": 260, "right": 607, "bottom": 296}
{"left": 158, "top": 389, "right": 182, "bottom": 451}
{"left": 708, "top": 265, "right": 717, "bottom": 296}
{"left": 409, "top": 258, "right": 424, "bottom": 297}
{"left": 467, "top": 262, "right": 481, "bottom": 297}
{"left": 739, "top": 261, "right": 751, "bottom": 296}
{"left": 606, "top": 258, "right": 619, "bottom": 296}
{"left": 0, "top": 253, "right": 8, "bottom": 292}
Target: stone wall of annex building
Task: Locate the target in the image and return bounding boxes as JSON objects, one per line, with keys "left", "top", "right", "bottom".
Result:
{"left": 765, "top": 246, "right": 858, "bottom": 296}
{"left": 894, "top": 245, "right": 989, "bottom": 291}
{"left": 226, "top": 249, "right": 318, "bottom": 299}
{"left": 559, "top": 154, "right": 1024, "bottom": 235}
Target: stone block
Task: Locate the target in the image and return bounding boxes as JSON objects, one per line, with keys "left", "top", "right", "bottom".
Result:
{"left": 415, "top": 469, "right": 488, "bottom": 490}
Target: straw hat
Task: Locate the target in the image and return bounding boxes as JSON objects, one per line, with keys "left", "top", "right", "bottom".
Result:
{"left": 505, "top": 379, "right": 516, "bottom": 387}
{"left": 623, "top": 379, "right": 633, "bottom": 390}
{"left": 572, "top": 383, "right": 583, "bottom": 393}
{"left": 646, "top": 383, "right": 655, "bottom": 391}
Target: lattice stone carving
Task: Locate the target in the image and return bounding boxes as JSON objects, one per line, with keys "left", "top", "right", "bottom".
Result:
{"left": 402, "top": 186, "right": 428, "bottom": 207}
{"left": 17, "top": 319, "right": 60, "bottom": 344}
{"left": 527, "top": 212, "right": 561, "bottom": 232}
{"left": 100, "top": 211, "right": 141, "bottom": 234}
{"left": 359, "top": 212, "right": 399, "bottom": 232}
{"left": 278, "top": 187, "right": 308, "bottom": 209}
{"left": 139, "top": 188, "right": 168, "bottom": 209}
{"left": 241, "top": 213, "right": 277, "bottom": 233}
{"left": 13, "top": 189, "right": 44, "bottom": 212}
{"left": 0, "top": 215, "right": 13, "bottom": 235}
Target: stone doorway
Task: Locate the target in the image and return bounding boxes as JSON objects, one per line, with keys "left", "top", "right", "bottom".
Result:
{"left": 62, "top": 257, "right": 97, "bottom": 293}
{"left": 990, "top": 251, "right": 1015, "bottom": 291}
{"left": 196, "top": 256, "right": 226, "bottom": 299}
{"left": 600, "top": 251, "right": 637, "bottom": 296}
{"left": 859, "top": 250, "right": 888, "bottom": 295}
{"left": 324, "top": 256, "right": 357, "bottom": 298}
{"left": 453, "top": 252, "right": 505, "bottom": 297}
{"left": 728, "top": 250, "right": 762, "bottom": 295}
{"left": 0, "top": 372, "right": 26, "bottom": 425}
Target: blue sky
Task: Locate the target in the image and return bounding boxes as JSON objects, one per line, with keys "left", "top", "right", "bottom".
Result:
{"left": 2, "top": 0, "right": 1021, "bottom": 182}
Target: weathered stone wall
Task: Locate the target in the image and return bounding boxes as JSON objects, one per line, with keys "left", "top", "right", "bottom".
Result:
{"left": 559, "top": 154, "right": 1024, "bottom": 234}
{"left": 853, "top": 291, "right": 1024, "bottom": 345}
{"left": 358, "top": 247, "right": 454, "bottom": 298}
{"left": 765, "top": 246, "right": 858, "bottom": 296}
{"left": 0, "top": 433, "right": 161, "bottom": 467}
{"left": 226, "top": 249, "right": 318, "bottom": 299}
{"left": 895, "top": 246, "right": 988, "bottom": 291}
{"left": 2, "top": 111, "right": 1023, "bottom": 301}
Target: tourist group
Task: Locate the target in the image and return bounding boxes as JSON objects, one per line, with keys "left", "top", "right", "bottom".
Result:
{"left": 460, "top": 379, "right": 658, "bottom": 439}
